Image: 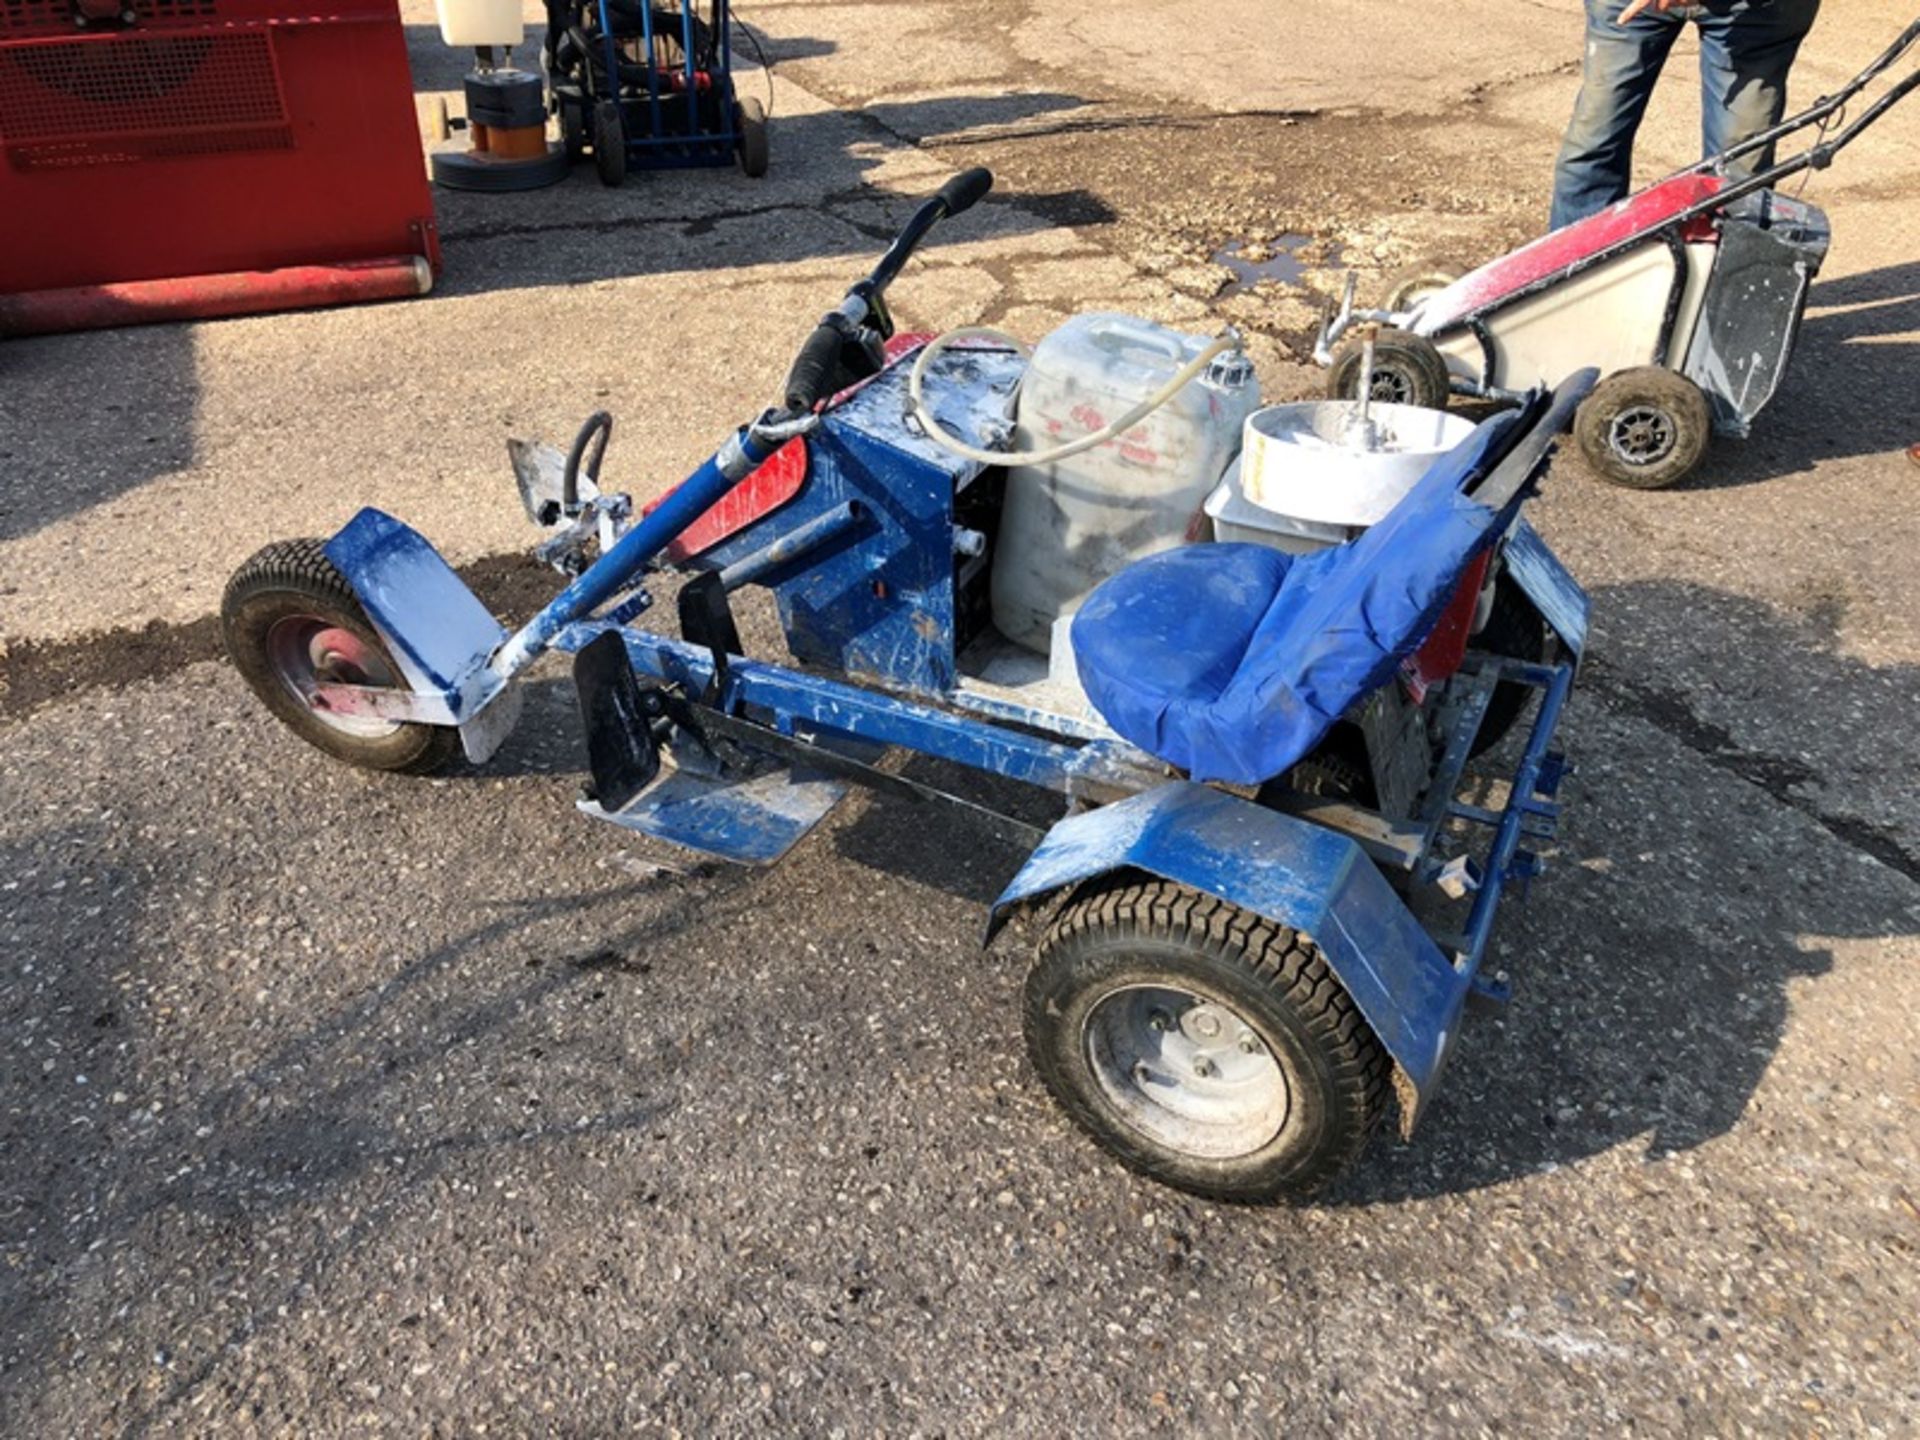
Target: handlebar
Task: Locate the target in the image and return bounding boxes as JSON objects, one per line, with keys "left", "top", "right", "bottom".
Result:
{"left": 778, "top": 167, "right": 994, "bottom": 416}
{"left": 867, "top": 167, "right": 994, "bottom": 298}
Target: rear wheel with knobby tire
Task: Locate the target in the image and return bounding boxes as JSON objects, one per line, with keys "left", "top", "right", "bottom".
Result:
{"left": 1327, "top": 328, "right": 1453, "bottom": 411}
{"left": 222, "top": 538, "right": 461, "bottom": 776}
{"left": 1023, "top": 876, "right": 1392, "bottom": 1201}
{"left": 1470, "top": 577, "right": 1548, "bottom": 757}
{"left": 1574, "top": 366, "right": 1711, "bottom": 490}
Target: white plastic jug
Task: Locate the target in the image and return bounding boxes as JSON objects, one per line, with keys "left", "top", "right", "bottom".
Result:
{"left": 435, "top": 0, "right": 523, "bottom": 48}
{"left": 990, "top": 314, "right": 1259, "bottom": 655}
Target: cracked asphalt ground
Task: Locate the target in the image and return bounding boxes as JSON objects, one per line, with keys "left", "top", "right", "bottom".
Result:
{"left": 3, "top": 0, "right": 1918, "bottom": 1433}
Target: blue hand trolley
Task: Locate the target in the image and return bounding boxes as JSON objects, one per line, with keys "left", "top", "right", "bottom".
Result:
{"left": 541, "top": 0, "right": 768, "bottom": 185}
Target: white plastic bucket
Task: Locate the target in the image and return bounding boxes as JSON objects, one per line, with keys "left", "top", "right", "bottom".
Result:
{"left": 1204, "top": 458, "right": 1357, "bottom": 555}
{"left": 435, "top": 0, "right": 523, "bottom": 48}
{"left": 1240, "top": 401, "right": 1474, "bottom": 528}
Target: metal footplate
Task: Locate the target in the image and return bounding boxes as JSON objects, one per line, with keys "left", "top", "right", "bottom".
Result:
{"left": 572, "top": 630, "right": 851, "bottom": 865}
{"left": 577, "top": 762, "right": 854, "bottom": 867}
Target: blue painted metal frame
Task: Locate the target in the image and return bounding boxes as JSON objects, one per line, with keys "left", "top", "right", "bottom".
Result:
{"left": 493, "top": 427, "right": 771, "bottom": 675}
{"left": 689, "top": 347, "right": 1023, "bottom": 698}
{"left": 553, "top": 620, "right": 1162, "bottom": 797}
{"left": 1452, "top": 658, "right": 1573, "bottom": 966}
{"left": 1503, "top": 518, "right": 1590, "bottom": 665}
{"left": 324, "top": 508, "right": 507, "bottom": 722}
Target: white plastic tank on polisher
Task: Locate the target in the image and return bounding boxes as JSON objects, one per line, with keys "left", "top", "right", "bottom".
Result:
{"left": 1206, "top": 400, "right": 1476, "bottom": 553}
{"left": 991, "top": 313, "right": 1260, "bottom": 654}
{"left": 434, "top": 0, "right": 523, "bottom": 46}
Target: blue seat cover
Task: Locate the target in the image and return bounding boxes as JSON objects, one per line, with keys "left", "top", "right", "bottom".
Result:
{"left": 1072, "top": 414, "right": 1523, "bottom": 785}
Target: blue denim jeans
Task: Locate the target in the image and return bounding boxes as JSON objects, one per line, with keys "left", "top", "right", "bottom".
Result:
{"left": 1550, "top": 0, "right": 1821, "bottom": 228}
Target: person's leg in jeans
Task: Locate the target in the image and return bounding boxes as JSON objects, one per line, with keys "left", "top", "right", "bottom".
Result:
{"left": 1551, "top": 0, "right": 1688, "bottom": 228}
{"left": 1696, "top": 0, "right": 1821, "bottom": 179}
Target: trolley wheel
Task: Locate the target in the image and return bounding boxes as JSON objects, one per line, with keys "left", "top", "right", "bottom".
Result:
{"left": 1381, "top": 259, "right": 1464, "bottom": 313}
{"left": 428, "top": 95, "right": 452, "bottom": 144}
{"left": 592, "top": 100, "right": 628, "bottom": 188}
{"left": 1574, "top": 366, "right": 1711, "bottom": 490}
{"left": 1468, "top": 577, "right": 1547, "bottom": 757}
{"left": 222, "top": 538, "right": 461, "bottom": 776}
{"left": 1024, "top": 876, "right": 1392, "bottom": 1202}
{"left": 1327, "top": 328, "right": 1452, "bottom": 411}
{"left": 559, "top": 99, "right": 586, "bottom": 161}
{"left": 737, "top": 95, "right": 769, "bottom": 178}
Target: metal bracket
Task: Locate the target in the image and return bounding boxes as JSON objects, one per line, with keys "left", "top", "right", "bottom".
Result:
{"left": 1505, "top": 848, "right": 1545, "bottom": 900}
{"left": 573, "top": 630, "right": 665, "bottom": 813}
{"left": 1466, "top": 970, "right": 1512, "bottom": 1012}
{"left": 677, "top": 570, "right": 742, "bottom": 702}
{"left": 1536, "top": 750, "right": 1573, "bottom": 799}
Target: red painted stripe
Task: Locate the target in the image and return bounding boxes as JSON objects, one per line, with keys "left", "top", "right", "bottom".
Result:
{"left": 1420, "top": 173, "right": 1723, "bottom": 332}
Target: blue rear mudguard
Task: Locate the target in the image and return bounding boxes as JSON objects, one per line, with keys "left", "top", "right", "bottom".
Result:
{"left": 987, "top": 781, "right": 1466, "bottom": 1134}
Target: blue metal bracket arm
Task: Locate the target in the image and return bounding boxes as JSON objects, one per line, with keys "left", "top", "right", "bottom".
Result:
{"left": 1503, "top": 520, "right": 1590, "bottom": 665}
{"left": 985, "top": 781, "right": 1475, "bottom": 1134}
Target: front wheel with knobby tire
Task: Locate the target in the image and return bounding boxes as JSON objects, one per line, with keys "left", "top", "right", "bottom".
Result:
{"left": 1574, "top": 366, "right": 1711, "bottom": 490}
{"left": 1326, "top": 328, "right": 1453, "bottom": 411}
{"left": 222, "top": 538, "right": 461, "bottom": 776}
{"left": 1024, "top": 877, "right": 1392, "bottom": 1201}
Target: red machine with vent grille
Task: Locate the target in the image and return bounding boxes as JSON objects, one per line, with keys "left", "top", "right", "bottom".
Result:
{"left": 0, "top": 0, "right": 439, "bottom": 334}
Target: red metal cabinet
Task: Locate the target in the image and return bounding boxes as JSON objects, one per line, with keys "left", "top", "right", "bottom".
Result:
{"left": 1, "top": 0, "right": 438, "bottom": 315}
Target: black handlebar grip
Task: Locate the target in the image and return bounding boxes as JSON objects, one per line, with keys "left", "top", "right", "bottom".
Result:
{"left": 781, "top": 319, "right": 848, "bottom": 414}
{"left": 935, "top": 167, "right": 993, "bottom": 218}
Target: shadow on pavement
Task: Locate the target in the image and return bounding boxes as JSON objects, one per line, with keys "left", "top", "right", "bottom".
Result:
{"left": 1329, "top": 577, "right": 1918, "bottom": 1204}
{"left": 0, "top": 822, "right": 755, "bottom": 1436}
{"left": 1687, "top": 257, "right": 1920, "bottom": 489}
{"left": 421, "top": 86, "right": 1110, "bottom": 297}
{"left": 0, "top": 325, "right": 198, "bottom": 544}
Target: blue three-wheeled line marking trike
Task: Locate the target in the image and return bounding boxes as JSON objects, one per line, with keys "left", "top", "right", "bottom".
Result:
{"left": 223, "top": 169, "right": 1596, "bottom": 1200}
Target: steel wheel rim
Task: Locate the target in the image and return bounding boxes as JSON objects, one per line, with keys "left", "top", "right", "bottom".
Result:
{"left": 1367, "top": 366, "right": 1416, "bottom": 404}
{"left": 1608, "top": 404, "right": 1677, "bottom": 467}
{"left": 1082, "top": 983, "right": 1290, "bottom": 1159}
{"left": 264, "top": 615, "right": 402, "bottom": 739}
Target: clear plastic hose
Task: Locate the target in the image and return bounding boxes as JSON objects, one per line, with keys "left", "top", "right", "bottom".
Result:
{"left": 907, "top": 325, "right": 1245, "bottom": 468}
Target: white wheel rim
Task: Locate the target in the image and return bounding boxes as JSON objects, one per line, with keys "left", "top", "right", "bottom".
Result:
{"left": 264, "top": 615, "right": 401, "bottom": 740}
{"left": 1082, "top": 984, "right": 1290, "bottom": 1159}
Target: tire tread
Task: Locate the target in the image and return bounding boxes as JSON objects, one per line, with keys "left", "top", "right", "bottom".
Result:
{"left": 1026, "top": 874, "right": 1392, "bottom": 1199}
{"left": 222, "top": 538, "right": 461, "bottom": 776}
